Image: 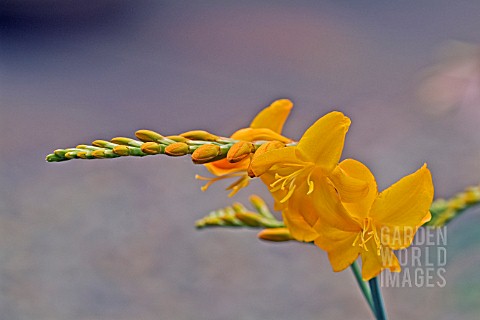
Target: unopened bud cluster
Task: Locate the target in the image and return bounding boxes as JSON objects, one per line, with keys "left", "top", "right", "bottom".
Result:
{"left": 47, "top": 129, "right": 243, "bottom": 163}
{"left": 195, "top": 195, "right": 284, "bottom": 230}
{"left": 46, "top": 129, "right": 274, "bottom": 166}
{"left": 428, "top": 185, "right": 480, "bottom": 227}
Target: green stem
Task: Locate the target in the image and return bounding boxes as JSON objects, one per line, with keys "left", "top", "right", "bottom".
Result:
{"left": 369, "top": 277, "right": 387, "bottom": 320}
{"left": 350, "top": 261, "right": 375, "bottom": 317}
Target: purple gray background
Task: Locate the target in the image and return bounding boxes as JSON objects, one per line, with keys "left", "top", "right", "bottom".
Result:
{"left": 1, "top": 1, "right": 480, "bottom": 319}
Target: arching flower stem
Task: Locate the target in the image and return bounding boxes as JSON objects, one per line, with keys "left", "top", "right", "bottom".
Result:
{"left": 369, "top": 276, "right": 387, "bottom": 320}
{"left": 350, "top": 261, "right": 375, "bottom": 317}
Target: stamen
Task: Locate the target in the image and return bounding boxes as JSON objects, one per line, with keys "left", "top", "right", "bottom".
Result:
{"left": 352, "top": 217, "right": 383, "bottom": 255}
{"left": 352, "top": 233, "right": 361, "bottom": 247}
{"left": 196, "top": 173, "right": 246, "bottom": 192}
{"left": 226, "top": 175, "right": 250, "bottom": 197}
{"left": 280, "top": 185, "right": 296, "bottom": 203}
{"left": 307, "top": 171, "right": 314, "bottom": 195}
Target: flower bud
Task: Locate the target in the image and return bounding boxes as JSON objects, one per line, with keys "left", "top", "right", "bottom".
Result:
{"left": 93, "top": 149, "right": 119, "bottom": 158}
{"left": 92, "top": 150, "right": 106, "bottom": 158}
{"left": 141, "top": 142, "right": 165, "bottom": 154}
{"left": 464, "top": 187, "right": 480, "bottom": 204}
{"left": 165, "top": 135, "right": 189, "bottom": 143}
{"left": 53, "top": 149, "right": 68, "bottom": 158}
{"left": 76, "top": 151, "right": 95, "bottom": 159}
{"left": 92, "top": 140, "right": 117, "bottom": 149}
{"left": 46, "top": 153, "right": 64, "bottom": 162}
{"left": 234, "top": 211, "right": 262, "bottom": 227}
{"left": 135, "top": 130, "right": 164, "bottom": 142}
{"left": 191, "top": 144, "right": 221, "bottom": 164}
{"left": 249, "top": 195, "right": 275, "bottom": 219}
{"left": 180, "top": 130, "right": 219, "bottom": 141}
{"left": 257, "top": 228, "right": 293, "bottom": 242}
{"left": 64, "top": 151, "right": 78, "bottom": 159}
{"left": 247, "top": 140, "right": 285, "bottom": 177}
{"left": 111, "top": 137, "right": 143, "bottom": 147}
{"left": 227, "top": 141, "right": 255, "bottom": 163}
{"left": 254, "top": 140, "right": 285, "bottom": 157}
{"left": 165, "top": 142, "right": 190, "bottom": 156}
{"left": 113, "top": 145, "right": 130, "bottom": 156}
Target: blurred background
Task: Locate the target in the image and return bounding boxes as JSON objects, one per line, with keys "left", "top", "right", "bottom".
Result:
{"left": 1, "top": 1, "right": 480, "bottom": 319}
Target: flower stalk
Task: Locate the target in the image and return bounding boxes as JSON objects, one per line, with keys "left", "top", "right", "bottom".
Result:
{"left": 350, "top": 261, "right": 375, "bottom": 316}
{"left": 369, "top": 277, "right": 387, "bottom": 320}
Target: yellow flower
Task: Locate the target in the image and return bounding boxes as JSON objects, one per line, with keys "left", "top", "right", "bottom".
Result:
{"left": 313, "top": 160, "right": 434, "bottom": 280}
{"left": 196, "top": 99, "right": 293, "bottom": 196}
{"left": 249, "top": 111, "right": 369, "bottom": 241}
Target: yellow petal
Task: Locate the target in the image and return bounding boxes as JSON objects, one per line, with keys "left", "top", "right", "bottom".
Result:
{"left": 312, "top": 176, "right": 361, "bottom": 231}
{"left": 296, "top": 111, "right": 351, "bottom": 172}
{"left": 370, "top": 164, "right": 434, "bottom": 227}
{"left": 291, "top": 175, "right": 360, "bottom": 233}
{"left": 335, "top": 159, "right": 378, "bottom": 219}
{"left": 370, "top": 164, "right": 434, "bottom": 249}
{"left": 231, "top": 128, "right": 291, "bottom": 143}
{"left": 361, "top": 242, "right": 401, "bottom": 281}
{"left": 315, "top": 208, "right": 361, "bottom": 272}
{"left": 283, "top": 181, "right": 324, "bottom": 236}
{"left": 282, "top": 209, "right": 319, "bottom": 242}
{"left": 249, "top": 146, "right": 301, "bottom": 177}
{"left": 204, "top": 158, "right": 250, "bottom": 176}
{"left": 421, "top": 211, "right": 432, "bottom": 225}
{"left": 329, "top": 162, "right": 370, "bottom": 204}
{"left": 377, "top": 211, "right": 432, "bottom": 250}
{"left": 314, "top": 232, "right": 361, "bottom": 272}
{"left": 249, "top": 99, "right": 293, "bottom": 133}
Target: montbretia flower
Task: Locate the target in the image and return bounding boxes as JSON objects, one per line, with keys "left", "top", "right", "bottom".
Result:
{"left": 196, "top": 99, "right": 293, "bottom": 196}
{"left": 313, "top": 160, "right": 434, "bottom": 280}
{"left": 249, "top": 111, "right": 369, "bottom": 240}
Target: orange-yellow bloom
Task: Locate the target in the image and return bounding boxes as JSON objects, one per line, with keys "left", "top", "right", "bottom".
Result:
{"left": 197, "top": 99, "right": 293, "bottom": 196}
{"left": 250, "top": 111, "right": 369, "bottom": 241}
{"left": 313, "top": 160, "right": 434, "bottom": 280}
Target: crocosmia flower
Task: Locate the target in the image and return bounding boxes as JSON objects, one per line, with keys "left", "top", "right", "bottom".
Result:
{"left": 249, "top": 111, "right": 369, "bottom": 240}
{"left": 313, "top": 160, "right": 434, "bottom": 280}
